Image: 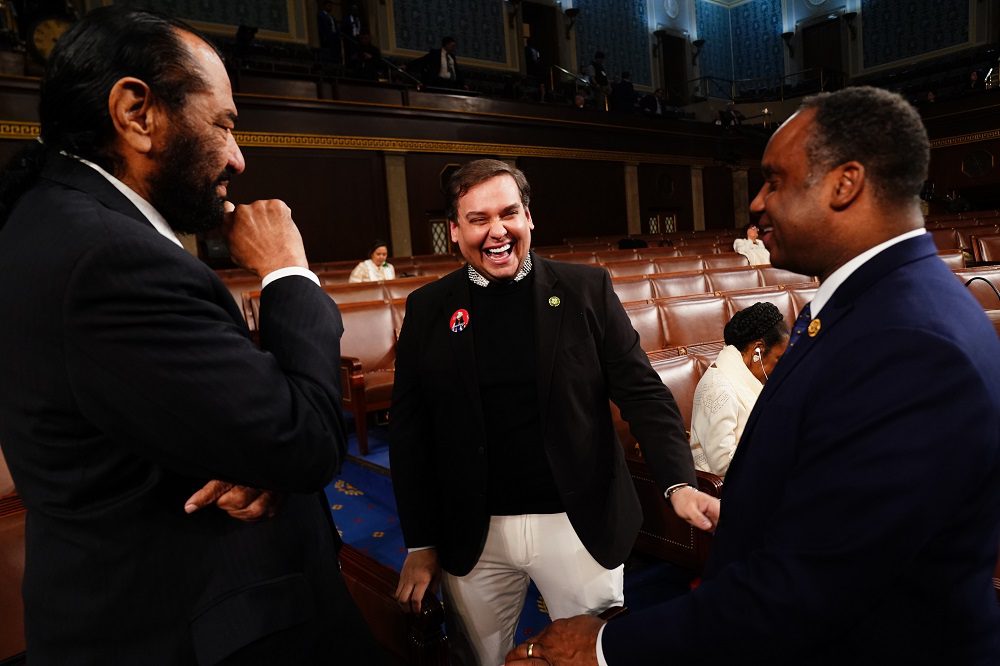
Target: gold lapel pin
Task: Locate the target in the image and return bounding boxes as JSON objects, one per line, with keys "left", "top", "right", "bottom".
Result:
{"left": 807, "top": 318, "right": 821, "bottom": 337}
{"left": 548, "top": 296, "right": 561, "bottom": 307}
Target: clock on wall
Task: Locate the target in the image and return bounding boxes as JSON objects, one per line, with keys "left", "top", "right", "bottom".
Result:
{"left": 27, "top": 14, "right": 74, "bottom": 63}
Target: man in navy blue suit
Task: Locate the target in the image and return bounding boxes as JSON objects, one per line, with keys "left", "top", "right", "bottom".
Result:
{"left": 507, "top": 86, "right": 1000, "bottom": 664}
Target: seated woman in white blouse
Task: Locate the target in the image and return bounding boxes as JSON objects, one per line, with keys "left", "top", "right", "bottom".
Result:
{"left": 349, "top": 240, "right": 396, "bottom": 283}
{"left": 733, "top": 222, "right": 770, "bottom": 265}
{"left": 690, "top": 302, "right": 789, "bottom": 477}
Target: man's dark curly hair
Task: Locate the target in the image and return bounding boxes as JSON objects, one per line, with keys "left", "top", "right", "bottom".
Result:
{"left": 724, "top": 302, "right": 788, "bottom": 352}
{"left": 445, "top": 159, "right": 530, "bottom": 222}
{"left": 799, "top": 86, "right": 929, "bottom": 203}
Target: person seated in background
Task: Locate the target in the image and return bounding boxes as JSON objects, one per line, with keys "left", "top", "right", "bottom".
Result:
{"left": 733, "top": 221, "right": 770, "bottom": 265}
{"left": 640, "top": 88, "right": 667, "bottom": 116}
{"left": 346, "top": 31, "right": 385, "bottom": 80}
{"left": 717, "top": 102, "right": 744, "bottom": 129}
{"left": 349, "top": 240, "right": 395, "bottom": 283}
{"left": 690, "top": 303, "right": 789, "bottom": 477}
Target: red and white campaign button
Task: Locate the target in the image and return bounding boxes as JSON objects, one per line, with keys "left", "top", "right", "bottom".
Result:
{"left": 449, "top": 309, "right": 469, "bottom": 333}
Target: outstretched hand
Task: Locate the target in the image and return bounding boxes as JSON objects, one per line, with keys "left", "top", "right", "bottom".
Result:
{"left": 505, "top": 615, "right": 605, "bottom": 665}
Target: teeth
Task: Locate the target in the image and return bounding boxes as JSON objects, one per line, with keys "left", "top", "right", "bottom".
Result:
{"left": 486, "top": 243, "right": 511, "bottom": 255}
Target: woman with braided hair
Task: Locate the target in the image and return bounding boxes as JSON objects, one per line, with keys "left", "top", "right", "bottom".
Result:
{"left": 690, "top": 302, "right": 789, "bottom": 476}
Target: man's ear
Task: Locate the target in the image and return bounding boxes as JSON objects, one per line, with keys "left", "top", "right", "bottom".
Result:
{"left": 525, "top": 206, "right": 534, "bottom": 230}
{"left": 107, "top": 77, "right": 160, "bottom": 156}
{"left": 449, "top": 220, "right": 459, "bottom": 243}
{"left": 829, "top": 161, "right": 865, "bottom": 211}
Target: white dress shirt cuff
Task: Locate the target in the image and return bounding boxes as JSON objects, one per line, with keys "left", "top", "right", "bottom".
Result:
{"left": 407, "top": 546, "right": 434, "bottom": 553}
{"left": 596, "top": 623, "right": 610, "bottom": 666}
{"left": 261, "top": 266, "right": 321, "bottom": 288}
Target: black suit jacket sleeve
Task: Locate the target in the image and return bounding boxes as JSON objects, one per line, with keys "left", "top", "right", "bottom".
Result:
{"left": 388, "top": 290, "right": 438, "bottom": 548}
{"left": 598, "top": 270, "right": 697, "bottom": 490}
{"left": 64, "top": 233, "right": 345, "bottom": 492}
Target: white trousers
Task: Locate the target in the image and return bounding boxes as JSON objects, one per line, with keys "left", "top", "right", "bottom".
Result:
{"left": 441, "top": 512, "right": 624, "bottom": 666}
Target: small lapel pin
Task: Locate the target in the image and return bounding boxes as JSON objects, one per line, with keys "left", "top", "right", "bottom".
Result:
{"left": 807, "top": 318, "right": 821, "bottom": 337}
{"left": 449, "top": 309, "right": 469, "bottom": 333}
{"left": 548, "top": 296, "right": 561, "bottom": 307}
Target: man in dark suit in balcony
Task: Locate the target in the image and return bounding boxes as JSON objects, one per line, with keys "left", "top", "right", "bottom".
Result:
{"left": 0, "top": 6, "right": 379, "bottom": 664}
{"left": 390, "top": 159, "right": 719, "bottom": 666}
{"left": 410, "top": 36, "right": 464, "bottom": 89}
{"left": 506, "top": 87, "right": 1000, "bottom": 665}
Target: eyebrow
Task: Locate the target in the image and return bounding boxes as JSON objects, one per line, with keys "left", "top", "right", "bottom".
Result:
{"left": 464, "top": 203, "right": 520, "bottom": 219}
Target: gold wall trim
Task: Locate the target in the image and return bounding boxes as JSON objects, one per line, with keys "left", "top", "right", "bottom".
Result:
{"left": 233, "top": 130, "right": 718, "bottom": 166}
{"left": 0, "top": 121, "right": 39, "bottom": 140}
{"left": 0, "top": 120, "right": 721, "bottom": 166}
{"left": 930, "top": 129, "right": 1000, "bottom": 149}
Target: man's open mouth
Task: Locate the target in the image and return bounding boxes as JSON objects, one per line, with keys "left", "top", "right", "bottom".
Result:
{"left": 484, "top": 242, "right": 513, "bottom": 260}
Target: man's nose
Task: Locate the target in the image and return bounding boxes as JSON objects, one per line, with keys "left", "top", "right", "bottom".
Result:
{"left": 749, "top": 186, "right": 766, "bottom": 213}
{"left": 488, "top": 219, "right": 508, "bottom": 238}
{"left": 228, "top": 134, "right": 246, "bottom": 175}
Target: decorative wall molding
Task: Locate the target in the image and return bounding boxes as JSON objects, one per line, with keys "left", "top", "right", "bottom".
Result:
{"left": 0, "top": 121, "right": 38, "bottom": 140}
{"left": 0, "top": 119, "right": 759, "bottom": 166}
{"left": 930, "top": 129, "right": 1000, "bottom": 149}
{"left": 232, "top": 130, "right": 721, "bottom": 166}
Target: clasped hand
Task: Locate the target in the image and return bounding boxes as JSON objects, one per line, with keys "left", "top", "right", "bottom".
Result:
{"left": 184, "top": 480, "right": 280, "bottom": 522}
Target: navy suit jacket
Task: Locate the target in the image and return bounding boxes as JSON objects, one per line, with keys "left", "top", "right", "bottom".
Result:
{"left": 390, "top": 256, "right": 696, "bottom": 575}
{"left": 0, "top": 156, "right": 357, "bottom": 664}
{"left": 603, "top": 233, "right": 1000, "bottom": 664}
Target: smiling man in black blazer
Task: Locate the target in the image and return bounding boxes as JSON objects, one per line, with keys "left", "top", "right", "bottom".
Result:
{"left": 0, "top": 7, "right": 378, "bottom": 664}
{"left": 390, "top": 159, "right": 718, "bottom": 665}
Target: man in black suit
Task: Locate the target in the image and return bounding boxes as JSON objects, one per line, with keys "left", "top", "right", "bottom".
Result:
{"left": 507, "top": 87, "right": 1000, "bottom": 665}
{"left": 390, "top": 159, "right": 718, "bottom": 665}
{"left": 409, "top": 36, "right": 464, "bottom": 89}
{"left": 0, "top": 7, "right": 379, "bottom": 664}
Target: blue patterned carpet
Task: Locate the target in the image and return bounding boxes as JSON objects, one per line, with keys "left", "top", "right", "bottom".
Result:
{"left": 329, "top": 419, "right": 694, "bottom": 645}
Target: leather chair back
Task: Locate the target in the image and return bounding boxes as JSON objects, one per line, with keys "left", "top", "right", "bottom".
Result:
{"left": 650, "top": 271, "right": 711, "bottom": 299}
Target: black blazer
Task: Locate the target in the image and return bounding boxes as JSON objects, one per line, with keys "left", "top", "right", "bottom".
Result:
{"left": 602, "top": 235, "right": 1000, "bottom": 664}
{"left": 390, "top": 256, "right": 696, "bottom": 576}
{"left": 410, "top": 48, "right": 461, "bottom": 86}
{"left": 0, "top": 156, "right": 354, "bottom": 664}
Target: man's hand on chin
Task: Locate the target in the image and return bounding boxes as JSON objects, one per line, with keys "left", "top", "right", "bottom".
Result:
{"left": 505, "top": 615, "right": 604, "bottom": 665}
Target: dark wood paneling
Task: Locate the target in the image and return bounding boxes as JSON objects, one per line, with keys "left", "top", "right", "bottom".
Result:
{"left": 747, "top": 168, "right": 765, "bottom": 207}
{"left": 702, "top": 166, "right": 735, "bottom": 230}
{"left": 229, "top": 149, "right": 388, "bottom": 263}
{"left": 638, "top": 164, "right": 694, "bottom": 232}
{"left": 517, "top": 158, "right": 628, "bottom": 245}
{"left": 403, "top": 152, "right": 487, "bottom": 256}
{"left": 928, "top": 140, "right": 1000, "bottom": 209}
